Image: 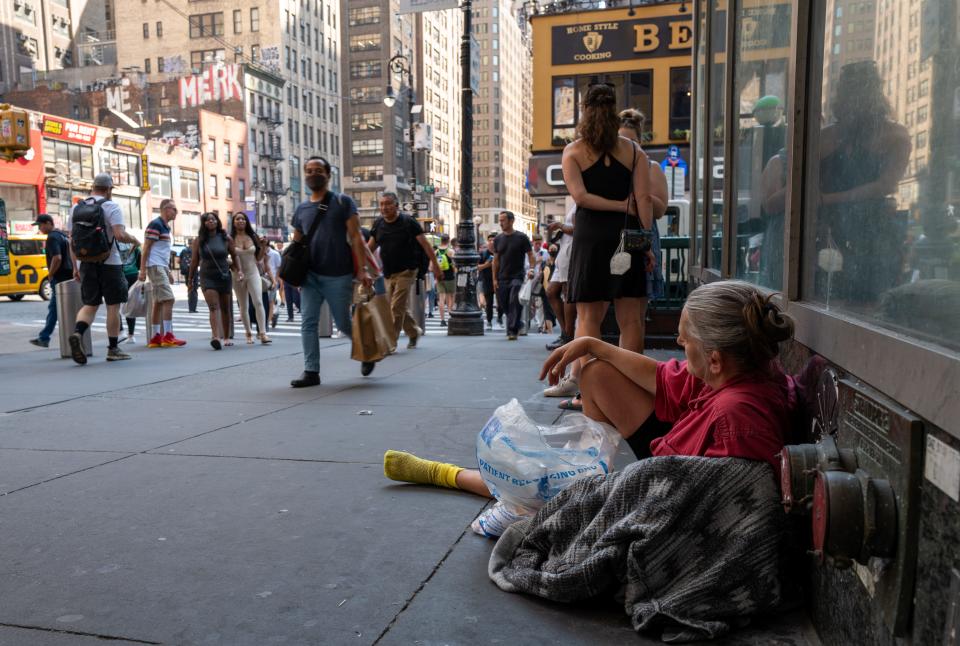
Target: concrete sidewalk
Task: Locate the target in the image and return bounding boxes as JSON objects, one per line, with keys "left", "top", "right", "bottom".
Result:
{"left": 0, "top": 326, "right": 815, "bottom": 645}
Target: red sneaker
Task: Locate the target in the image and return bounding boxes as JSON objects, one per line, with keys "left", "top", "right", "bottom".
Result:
{"left": 147, "top": 333, "right": 164, "bottom": 348}
{"left": 161, "top": 332, "right": 187, "bottom": 347}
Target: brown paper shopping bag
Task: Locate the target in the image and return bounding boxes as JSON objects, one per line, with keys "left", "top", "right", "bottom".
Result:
{"left": 351, "top": 284, "right": 393, "bottom": 362}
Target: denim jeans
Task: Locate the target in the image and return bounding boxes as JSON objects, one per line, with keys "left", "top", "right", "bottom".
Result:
{"left": 496, "top": 277, "right": 524, "bottom": 335}
{"left": 284, "top": 282, "right": 301, "bottom": 319}
{"left": 300, "top": 271, "right": 354, "bottom": 373}
{"left": 38, "top": 279, "right": 59, "bottom": 343}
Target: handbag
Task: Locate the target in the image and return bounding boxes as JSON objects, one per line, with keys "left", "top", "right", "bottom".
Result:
{"left": 279, "top": 197, "right": 329, "bottom": 287}
{"left": 611, "top": 144, "right": 653, "bottom": 276}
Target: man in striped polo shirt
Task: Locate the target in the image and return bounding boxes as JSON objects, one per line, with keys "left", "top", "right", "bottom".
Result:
{"left": 140, "top": 198, "right": 186, "bottom": 348}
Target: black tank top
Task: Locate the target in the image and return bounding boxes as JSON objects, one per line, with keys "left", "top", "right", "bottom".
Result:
{"left": 581, "top": 151, "right": 633, "bottom": 202}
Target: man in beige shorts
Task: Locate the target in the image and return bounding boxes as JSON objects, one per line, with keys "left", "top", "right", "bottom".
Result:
{"left": 140, "top": 199, "right": 186, "bottom": 348}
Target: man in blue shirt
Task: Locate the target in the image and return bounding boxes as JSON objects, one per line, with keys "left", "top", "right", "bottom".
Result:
{"left": 290, "top": 156, "right": 374, "bottom": 387}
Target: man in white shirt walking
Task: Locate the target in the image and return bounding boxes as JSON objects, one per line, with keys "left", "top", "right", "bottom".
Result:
{"left": 67, "top": 173, "right": 142, "bottom": 364}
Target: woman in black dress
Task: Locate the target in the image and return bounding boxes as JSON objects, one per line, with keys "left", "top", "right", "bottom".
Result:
{"left": 564, "top": 84, "right": 654, "bottom": 358}
{"left": 188, "top": 213, "right": 242, "bottom": 349}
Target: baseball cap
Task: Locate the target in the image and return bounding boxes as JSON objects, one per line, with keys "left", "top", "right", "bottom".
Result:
{"left": 93, "top": 173, "right": 114, "bottom": 188}
{"left": 33, "top": 214, "right": 54, "bottom": 226}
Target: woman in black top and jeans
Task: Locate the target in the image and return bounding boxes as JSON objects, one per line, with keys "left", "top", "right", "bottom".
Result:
{"left": 188, "top": 213, "right": 242, "bottom": 349}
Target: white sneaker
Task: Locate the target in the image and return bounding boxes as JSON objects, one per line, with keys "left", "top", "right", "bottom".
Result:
{"left": 123, "top": 335, "right": 137, "bottom": 344}
{"left": 542, "top": 375, "right": 579, "bottom": 398}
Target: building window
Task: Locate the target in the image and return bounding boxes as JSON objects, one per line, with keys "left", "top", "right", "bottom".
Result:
{"left": 348, "top": 6, "right": 380, "bottom": 26}
{"left": 149, "top": 165, "right": 173, "bottom": 198}
{"left": 350, "top": 61, "right": 381, "bottom": 79}
{"left": 551, "top": 77, "right": 575, "bottom": 145}
{"left": 43, "top": 139, "right": 94, "bottom": 180}
{"left": 207, "top": 138, "right": 216, "bottom": 161}
{"left": 351, "top": 112, "right": 383, "bottom": 132}
{"left": 144, "top": 58, "right": 151, "bottom": 73}
{"left": 349, "top": 33, "right": 381, "bottom": 52}
{"left": 350, "top": 87, "right": 382, "bottom": 103}
{"left": 189, "top": 12, "right": 224, "bottom": 39}
{"left": 669, "top": 67, "right": 692, "bottom": 137}
{"left": 233, "top": 9, "right": 241, "bottom": 34}
{"left": 191, "top": 49, "right": 225, "bottom": 70}
{"left": 180, "top": 169, "right": 200, "bottom": 201}
{"left": 237, "top": 145, "right": 245, "bottom": 166}
{"left": 238, "top": 179, "right": 246, "bottom": 201}
{"left": 143, "top": 22, "right": 149, "bottom": 38}
{"left": 352, "top": 165, "right": 383, "bottom": 182}
{"left": 352, "top": 139, "right": 384, "bottom": 156}
{"left": 225, "top": 177, "right": 233, "bottom": 199}
{"left": 209, "top": 174, "right": 218, "bottom": 197}
{"left": 156, "top": 21, "right": 162, "bottom": 37}
{"left": 99, "top": 150, "right": 140, "bottom": 187}
{"left": 250, "top": 7, "right": 259, "bottom": 32}
{"left": 223, "top": 141, "right": 231, "bottom": 164}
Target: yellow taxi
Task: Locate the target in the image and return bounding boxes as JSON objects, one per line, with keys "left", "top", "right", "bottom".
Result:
{"left": 1, "top": 234, "right": 51, "bottom": 301}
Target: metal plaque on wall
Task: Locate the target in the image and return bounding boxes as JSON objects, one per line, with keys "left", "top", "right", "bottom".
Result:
{"left": 836, "top": 378, "right": 923, "bottom": 635}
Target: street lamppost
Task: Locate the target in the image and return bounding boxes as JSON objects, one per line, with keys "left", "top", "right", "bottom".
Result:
{"left": 448, "top": 0, "right": 484, "bottom": 335}
{"left": 383, "top": 53, "right": 417, "bottom": 201}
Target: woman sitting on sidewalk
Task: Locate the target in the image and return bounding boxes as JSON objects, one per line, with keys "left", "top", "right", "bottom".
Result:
{"left": 384, "top": 280, "right": 797, "bottom": 496}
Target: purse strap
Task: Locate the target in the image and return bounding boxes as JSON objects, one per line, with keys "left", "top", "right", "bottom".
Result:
{"left": 623, "top": 143, "right": 641, "bottom": 231}
{"left": 203, "top": 238, "right": 228, "bottom": 275}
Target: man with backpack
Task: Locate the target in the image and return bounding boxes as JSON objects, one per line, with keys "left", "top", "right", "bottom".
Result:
{"left": 368, "top": 192, "right": 443, "bottom": 350}
{"left": 435, "top": 234, "right": 456, "bottom": 327}
{"left": 29, "top": 214, "right": 73, "bottom": 348}
{"left": 67, "top": 173, "right": 142, "bottom": 364}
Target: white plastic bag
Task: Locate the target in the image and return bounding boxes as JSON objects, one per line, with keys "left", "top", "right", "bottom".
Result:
{"left": 475, "top": 398, "right": 622, "bottom": 528}
{"left": 122, "top": 280, "right": 147, "bottom": 318}
{"left": 518, "top": 278, "right": 533, "bottom": 303}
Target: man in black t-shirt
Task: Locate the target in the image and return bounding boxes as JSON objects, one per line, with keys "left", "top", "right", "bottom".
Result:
{"left": 492, "top": 211, "right": 535, "bottom": 340}
{"left": 368, "top": 192, "right": 443, "bottom": 349}
{"left": 30, "top": 214, "right": 73, "bottom": 348}
{"left": 477, "top": 233, "right": 497, "bottom": 329}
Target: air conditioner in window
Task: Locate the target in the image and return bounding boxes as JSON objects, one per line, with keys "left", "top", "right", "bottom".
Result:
{"left": 13, "top": 0, "right": 22, "bottom": 9}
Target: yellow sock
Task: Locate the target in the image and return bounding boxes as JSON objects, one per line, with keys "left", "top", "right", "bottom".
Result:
{"left": 383, "top": 450, "right": 464, "bottom": 489}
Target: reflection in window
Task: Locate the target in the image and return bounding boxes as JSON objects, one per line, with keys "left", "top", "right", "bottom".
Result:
{"left": 552, "top": 77, "right": 575, "bottom": 145}
{"left": 808, "top": 0, "right": 959, "bottom": 351}
{"left": 732, "top": 0, "right": 790, "bottom": 289}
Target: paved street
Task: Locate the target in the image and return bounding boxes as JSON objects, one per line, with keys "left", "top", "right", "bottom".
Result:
{"left": 0, "top": 291, "right": 814, "bottom": 645}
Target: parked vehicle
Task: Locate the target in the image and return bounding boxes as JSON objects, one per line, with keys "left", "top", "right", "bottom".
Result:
{"left": 0, "top": 234, "right": 51, "bottom": 301}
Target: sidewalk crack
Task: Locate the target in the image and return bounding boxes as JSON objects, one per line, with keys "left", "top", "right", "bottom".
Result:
{"left": 0, "top": 621, "right": 161, "bottom": 644}
{"left": 370, "top": 522, "right": 476, "bottom": 645}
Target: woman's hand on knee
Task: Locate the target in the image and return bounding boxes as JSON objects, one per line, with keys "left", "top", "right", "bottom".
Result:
{"left": 540, "top": 337, "right": 596, "bottom": 384}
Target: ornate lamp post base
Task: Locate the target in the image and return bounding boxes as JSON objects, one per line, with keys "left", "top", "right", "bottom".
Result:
{"left": 448, "top": 219, "right": 484, "bottom": 336}
{"left": 448, "top": 0, "right": 483, "bottom": 337}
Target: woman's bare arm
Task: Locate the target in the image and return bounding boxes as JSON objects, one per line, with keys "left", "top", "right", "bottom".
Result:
{"left": 541, "top": 337, "right": 658, "bottom": 395}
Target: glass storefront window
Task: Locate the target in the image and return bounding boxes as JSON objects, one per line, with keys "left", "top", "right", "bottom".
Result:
{"left": 693, "top": 0, "right": 708, "bottom": 267}
{"left": 732, "top": 0, "right": 792, "bottom": 289}
{"left": 707, "top": 0, "right": 726, "bottom": 269}
{"left": 805, "top": 0, "right": 960, "bottom": 351}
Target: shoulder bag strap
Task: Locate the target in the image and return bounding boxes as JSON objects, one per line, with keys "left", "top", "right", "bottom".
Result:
{"left": 624, "top": 143, "right": 639, "bottom": 230}
{"left": 302, "top": 198, "right": 328, "bottom": 244}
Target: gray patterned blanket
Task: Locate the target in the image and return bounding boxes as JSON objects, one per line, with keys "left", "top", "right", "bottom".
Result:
{"left": 488, "top": 456, "right": 784, "bottom": 642}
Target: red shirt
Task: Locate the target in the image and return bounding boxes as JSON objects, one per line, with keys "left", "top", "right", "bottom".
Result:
{"left": 649, "top": 359, "right": 798, "bottom": 470}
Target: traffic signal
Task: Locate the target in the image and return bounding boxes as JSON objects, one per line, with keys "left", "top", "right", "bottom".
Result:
{"left": 0, "top": 105, "right": 30, "bottom": 162}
